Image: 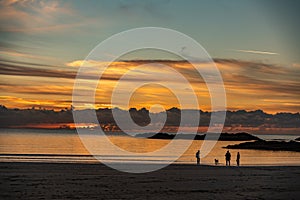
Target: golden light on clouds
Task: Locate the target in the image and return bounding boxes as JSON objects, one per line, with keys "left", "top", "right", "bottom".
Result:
{"left": 0, "top": 59, "right": 299, "bottom": 113}
{"left": 128, "top": 84, "right": 181, "bottom": 110}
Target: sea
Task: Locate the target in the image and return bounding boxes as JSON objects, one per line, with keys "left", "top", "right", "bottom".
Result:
{"left": 0, "top": 128, "right": 299, "bottom": 166}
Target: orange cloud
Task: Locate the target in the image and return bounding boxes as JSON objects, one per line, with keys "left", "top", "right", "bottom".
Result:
{"left": 1, "top": 59, "right": 299, "bottom": 113}
{"left": 0, "top": 96, "right": 70, "bottom": 110}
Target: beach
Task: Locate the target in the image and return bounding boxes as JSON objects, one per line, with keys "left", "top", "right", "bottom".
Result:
{"left": 1, "top": 162, "right": 299, "bottom": 200}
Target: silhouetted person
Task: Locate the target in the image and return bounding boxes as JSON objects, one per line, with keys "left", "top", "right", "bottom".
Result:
{"left": 195, "top": 150, "right": 200, "bottom": 165}
{"left": 225, "top": 150, "right": 231, "bottom": 166}
{"left": 236, "top": 152, "right": 240, "bottom": 166}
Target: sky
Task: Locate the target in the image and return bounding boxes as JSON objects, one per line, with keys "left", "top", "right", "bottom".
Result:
{"left": 0, "top": 0, "right": 299, "bottom": 113}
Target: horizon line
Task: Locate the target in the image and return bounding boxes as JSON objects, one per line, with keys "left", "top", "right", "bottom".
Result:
{"left": 1, "top": 105, "right": 299, "bottom": 115}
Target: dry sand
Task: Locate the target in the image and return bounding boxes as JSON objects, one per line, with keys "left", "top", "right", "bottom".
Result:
{"left": 1, "top": 162, "right": 299, "bottom": 200}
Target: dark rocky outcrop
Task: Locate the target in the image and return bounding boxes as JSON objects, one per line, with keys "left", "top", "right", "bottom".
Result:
{"left": 224, "top": 140, "right": 300, "bottom": 152}
{"left": 136, "top": 132, "right": 261, "bottom": 141}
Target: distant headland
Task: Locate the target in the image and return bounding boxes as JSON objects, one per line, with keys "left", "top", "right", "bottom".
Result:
{"left": 0, "top": 105, "right": 299, "bottom": 135}
{"left": 135, "top": 132, "right": 261, "bottom": 141}
{"left": 225, "top": 140, "right": 300, "bottom": 152}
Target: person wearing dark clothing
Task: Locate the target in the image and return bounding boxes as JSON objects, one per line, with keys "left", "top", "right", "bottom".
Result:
{"left": 236, "top": 152, "right": 240, "bottom": 166}
{"left": 225, "top": 150, "right": 231, "bottom": 166}
{"left": 195, "top": 150, "right": 200, "bottom": 165}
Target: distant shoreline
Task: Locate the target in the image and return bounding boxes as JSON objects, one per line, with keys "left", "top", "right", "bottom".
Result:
{"left": 1, "top": 105, "right": 299, "bottom": 134}
{"left": 225, "top": 140, "right": 300, "bottom": 152}
{"left": 136, "top": 132, "right": 261, "bottom": 141}
{"left": 1, "top": 127, "right": 300, "bottom": 136}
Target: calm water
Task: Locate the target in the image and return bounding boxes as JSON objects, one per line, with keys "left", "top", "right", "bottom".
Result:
{"left": 0, "top": 129, "right": 299, "bottom": 166}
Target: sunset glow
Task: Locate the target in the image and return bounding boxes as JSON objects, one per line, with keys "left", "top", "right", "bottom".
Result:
{"left": 1, "top": 60, "right": 299, "bottom": 113}
{"left": 0, "top": 0, "right": 299, "bottom": 114}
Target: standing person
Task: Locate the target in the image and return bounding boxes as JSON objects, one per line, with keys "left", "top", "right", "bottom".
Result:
{"left": 195, "top": 150, "right": 200, "bottom": 165}
{"left": 236, "top": 152, "right": 240, "bottom": 166}
{"left": 225, "top": 150, "right": 231, "bottom": 166}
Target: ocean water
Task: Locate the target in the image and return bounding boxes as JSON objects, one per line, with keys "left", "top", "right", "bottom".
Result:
{"left": 0, "top": 129, "right": 299, "bottom": 166}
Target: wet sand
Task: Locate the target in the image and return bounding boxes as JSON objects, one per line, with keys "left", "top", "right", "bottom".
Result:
{"left": 0, "top": 162, "right": 299, "bottom": 200}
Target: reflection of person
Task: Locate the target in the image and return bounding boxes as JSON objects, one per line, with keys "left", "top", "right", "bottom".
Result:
{"left": 195, "top": 150, "right": 200, "bottom": 165}
{"left": 236, "top": 152, "right": 240, "bottom": 166}
{"left": 225, "top": 150, "right": 231, "bottom": 166}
